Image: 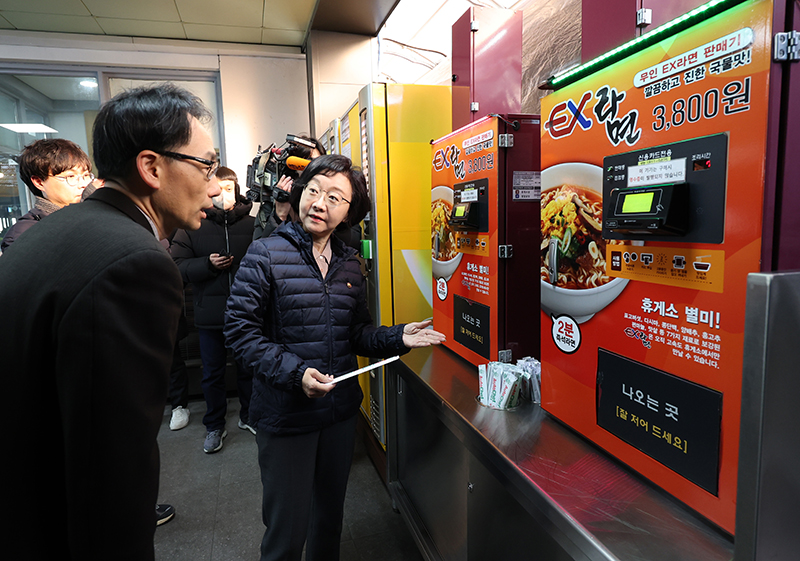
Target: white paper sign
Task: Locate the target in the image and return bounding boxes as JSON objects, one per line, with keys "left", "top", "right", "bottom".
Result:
{"left": 627, "top": 158, "right": 686, "bottom": 188}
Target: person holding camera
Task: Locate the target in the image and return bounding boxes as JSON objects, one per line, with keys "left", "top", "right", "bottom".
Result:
{"left": 171, "top": 166, "right": 256, "bottom": 453}
{"left": 252, "top": 134, "right": 323, "bottom": 241}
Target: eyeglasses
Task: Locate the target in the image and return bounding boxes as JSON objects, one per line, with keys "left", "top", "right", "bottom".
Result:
{"left": 51, "top": 172, "right": 95, "bottom": 187}
{"left": 156, "top": 150, "right": 219, "bottom": 180}
{"left": 303, "top": 184, "right": 351, "bottom": 207}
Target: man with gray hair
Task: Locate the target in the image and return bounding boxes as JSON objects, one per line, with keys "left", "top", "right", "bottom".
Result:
{"left": 0, "top": 84, "right": 220, "bottom": 559}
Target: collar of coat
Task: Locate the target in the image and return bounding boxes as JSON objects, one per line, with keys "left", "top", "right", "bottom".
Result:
{"left": 84, "top": 186, "right": 153, "bottom": 234}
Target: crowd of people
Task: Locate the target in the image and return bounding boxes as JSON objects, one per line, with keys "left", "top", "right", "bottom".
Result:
{"left": 0, "top": 84, "right": 445, "bottom": 561}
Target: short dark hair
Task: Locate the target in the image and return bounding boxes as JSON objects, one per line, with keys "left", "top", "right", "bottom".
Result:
{"left": 290, "top": 154, "right": 370, "bottom": 227}
{"left": 287, "top": 134, "right": 325, "bottom": 159}
{"left": 215, "top": 166, "right": 240, "bottom": 198}
{"left": 92, "top": 84, "right": 212, "bottom": 180}
{"left": 19, "top": 138, "right": 91, "bottom": 197}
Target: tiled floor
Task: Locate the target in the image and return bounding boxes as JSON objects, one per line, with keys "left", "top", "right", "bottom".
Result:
{"left": 155, "top": 398, "right": 424, "bottom": 561}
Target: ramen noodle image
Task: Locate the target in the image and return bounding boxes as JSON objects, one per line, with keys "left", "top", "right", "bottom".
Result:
{"left": 540, "top": 184, "right": 619, "bottom": 289}
{"left": 432, "top": 198, "right": 457, "bottom": 261}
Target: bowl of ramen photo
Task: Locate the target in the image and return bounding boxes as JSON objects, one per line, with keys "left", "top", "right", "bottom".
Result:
{"left": 540, "top": 163, "right": 638, "bottom": 323}
{"left": 431, "top": 185, "right": 463, "bottom": 281}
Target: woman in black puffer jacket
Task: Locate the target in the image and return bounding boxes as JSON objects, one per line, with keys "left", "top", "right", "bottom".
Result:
{"left": 171, "top": 166, "right": 256, "bottom": 454}
{"left": 224, "top": 155, "right": 445, "bottom": 561}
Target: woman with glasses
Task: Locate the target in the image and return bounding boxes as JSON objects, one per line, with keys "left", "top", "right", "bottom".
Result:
{"left": 1, "top": 138, "right": 93, "bottom": 252}
{"left": 224, "top": 154, "right": 445, "bottom": 561}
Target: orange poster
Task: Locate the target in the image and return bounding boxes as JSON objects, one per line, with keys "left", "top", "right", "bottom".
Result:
{"left": 540, "top": 0, "right": 773, "bottom": 534}
{"left": 432, "top": 117, "right": 501, "bottom": 366}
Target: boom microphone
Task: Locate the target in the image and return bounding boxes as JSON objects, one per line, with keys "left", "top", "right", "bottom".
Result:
{"left": 286, "top": 156, "right": 310, "bottom": 171}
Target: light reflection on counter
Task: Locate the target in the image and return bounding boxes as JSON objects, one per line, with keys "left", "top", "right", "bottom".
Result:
{"left": 393, "top": 346, "right": 733, "bottom": 561}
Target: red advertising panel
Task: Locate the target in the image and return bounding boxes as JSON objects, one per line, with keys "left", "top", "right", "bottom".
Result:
{"left": 432, "top": 117, "right": 501, "bottom": 366}
{"left": 540, "top": 0, "right": 773, "bottom": 533}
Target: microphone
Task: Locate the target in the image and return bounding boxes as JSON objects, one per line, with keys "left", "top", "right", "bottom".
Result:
{"left": 286, "top": 156, "right": 310, "bottom": 171}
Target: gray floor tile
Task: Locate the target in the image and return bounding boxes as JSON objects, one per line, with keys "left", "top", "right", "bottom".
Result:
{"left": 155, "top": 398, "right": 423, "bottom": 561}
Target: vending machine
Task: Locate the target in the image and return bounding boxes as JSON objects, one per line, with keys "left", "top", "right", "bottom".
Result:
{"left": 321, "top": 118, "right": 341, "bottom": 155}
{"left": 431, "top": 114, "right": 541, "bottom": 366}
{"left": 539, "top": 0, "right": 795, "bottom": 534}
{"left": 355, "top": 83, "right": 452, "bottom": 445}
{"left": 339, "top": 101, "right": 360, "bottom": 165}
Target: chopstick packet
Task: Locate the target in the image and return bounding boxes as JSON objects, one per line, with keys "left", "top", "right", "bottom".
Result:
{"left": 478, "top": 363, "right": 487, "bottom": 405}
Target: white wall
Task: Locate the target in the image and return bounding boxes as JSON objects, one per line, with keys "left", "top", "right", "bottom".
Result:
{"left": 306, "top": 31, "right": 378, "bottom": 137}
{"left": 219, "top": 55, "right": 309, "bottom": 182}
{"left": 0, "top": 30, "right": 310, "bottom": 182}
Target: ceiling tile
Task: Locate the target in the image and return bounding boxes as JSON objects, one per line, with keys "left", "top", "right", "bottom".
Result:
{"left": 0, "top": 0, "right": 89, "bottom": 16}
{"left": 81, "top": 0, "right": 181, "bottom": 22}
{"left": 261, "top": 0, "right": 315, "bottom": 30}
{"left": 175, "top": 0, "right": 262, "bottom": 28}
{"left": 183, "top": 23, "right": 263, "bottom": 44}
{"left": 1, "top": 12, "right": 104, "bottom": 34}
{"left": 96, "top": 18, "right": 187, "bottom": 40}
{"left": 261, "top": 28, "right": 305, "bottom": 46}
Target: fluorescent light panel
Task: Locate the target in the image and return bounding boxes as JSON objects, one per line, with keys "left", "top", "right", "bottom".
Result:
{"left": 0, "top": 124, "right": 59, "bottom": 134}
{"left": 544, "top": 0, "right": 747, "bottom": 89}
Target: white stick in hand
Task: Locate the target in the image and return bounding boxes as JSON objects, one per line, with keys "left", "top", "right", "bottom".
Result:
{"left": 327, "top": 356, "right": 400, "bottom": 384}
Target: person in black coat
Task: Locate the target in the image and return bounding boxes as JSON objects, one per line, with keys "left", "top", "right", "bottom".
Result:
{"left": 224, "top": 155, "right": 445, "bottom": 561}
{"left": 0, "top": 85, "right": 221, "bottom": 560}
{"left": 171, "top": 166, "right": 256, "bottom": 453}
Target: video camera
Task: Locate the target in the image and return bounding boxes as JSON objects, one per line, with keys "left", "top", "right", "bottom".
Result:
{"left": 245, "top": 135, "right": 314, "bottom": 204}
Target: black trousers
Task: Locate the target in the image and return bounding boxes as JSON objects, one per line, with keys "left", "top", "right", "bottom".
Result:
{"left": 198, "top": 327, "right": 252, "bottom": 430}
{"left": 256, "top": 414, "right": 358, "bottom": 561}
{"left": 168, "top": 339, "right": 189, "bottom": 409}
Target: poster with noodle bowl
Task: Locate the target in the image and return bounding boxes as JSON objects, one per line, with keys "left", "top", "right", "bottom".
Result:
{"left": 539, "top": 0, "right": 774, "bottom": 534}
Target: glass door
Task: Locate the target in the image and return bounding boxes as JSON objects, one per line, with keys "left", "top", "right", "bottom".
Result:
{"left": 0, "top": 72, "right": 101, "bottom": 243}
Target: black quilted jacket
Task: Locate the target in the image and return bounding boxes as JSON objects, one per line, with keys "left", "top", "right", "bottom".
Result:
{"left": 171, "top": 198, "right": 254, "bottom": 329}
{"left": 224, "top": 220, "right": 408, "bottom": 435}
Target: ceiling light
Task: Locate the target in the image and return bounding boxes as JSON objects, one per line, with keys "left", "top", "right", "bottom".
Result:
{"left": 0, "top": 124, "right": 59, "bottom": 134}
{"left": 80, "top": 80, "right": 98, "bottom": 88}
{"left": 542, "top": 0, "right": 747, "bottom": 90}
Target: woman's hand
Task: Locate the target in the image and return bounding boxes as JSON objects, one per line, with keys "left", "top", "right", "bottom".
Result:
{"left": 209, "top": 253, "right": 233, "bottom": 270}
{"left": 301, "top": 367, "right": 335, "bottom": 398}
{"left": 402, "top": 320, "right": 446, "bottom": 348}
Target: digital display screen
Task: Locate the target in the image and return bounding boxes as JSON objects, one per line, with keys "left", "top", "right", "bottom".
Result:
{"left": 621, "top": 192, "right": 655, "bottom": 214}
{"left": 454, "top": 204, "right": 467, "bottom": 217}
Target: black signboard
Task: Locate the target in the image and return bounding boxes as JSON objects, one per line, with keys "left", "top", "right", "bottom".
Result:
{"left": 596, "top": 348, "right": 722, "bottom": 495}
{"left": 602, "top": 133, "right": 728, "bottom": 243}
{"left": 453, "top": 295, "right": 490, "bottom": 359}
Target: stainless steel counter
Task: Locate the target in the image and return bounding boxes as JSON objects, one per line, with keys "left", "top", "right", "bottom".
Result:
{"left": 388, "top": 346, "right": 734, "bottom": 561}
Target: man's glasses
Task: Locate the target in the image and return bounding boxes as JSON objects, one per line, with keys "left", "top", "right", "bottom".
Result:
{"left": 303, "top": 185, "right": 351, "bottom": 207}
{"left": 156, "top": 150, "right": 220, "bottom": 180}
{"left": 52, "top": 172, "right": 95, "bottom": 187}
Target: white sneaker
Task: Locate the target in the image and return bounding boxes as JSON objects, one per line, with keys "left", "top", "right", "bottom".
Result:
{"left": 170, "top": 406, "right": 190, "bottom": 431}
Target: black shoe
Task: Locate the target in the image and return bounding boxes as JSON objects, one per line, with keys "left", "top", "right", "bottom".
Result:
{"left": 156, "top": 503, "right": 175, "bottom": 526}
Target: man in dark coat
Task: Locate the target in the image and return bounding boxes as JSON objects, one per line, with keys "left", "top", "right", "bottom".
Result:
{"left": 171, "top": 166, "right": 256, "bottom": 453}
{"left": 0, "top": 84, "right": 221, "bottom": 560}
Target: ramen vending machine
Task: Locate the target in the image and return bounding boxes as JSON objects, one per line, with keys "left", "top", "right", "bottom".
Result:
{"left": 539, "top": 0, "right": 789, "bottom": 534}
{"left": 432, "top": 114, "right": 541, "bottom": 366}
